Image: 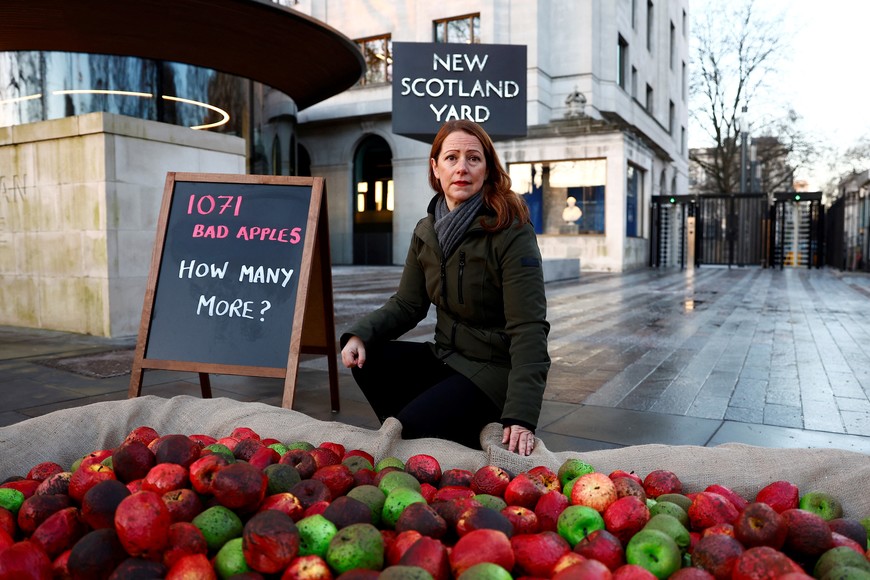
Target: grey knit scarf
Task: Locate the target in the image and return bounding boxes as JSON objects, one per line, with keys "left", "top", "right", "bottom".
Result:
{"left": 433, "top": 192, "right": 484, "bottom": 258}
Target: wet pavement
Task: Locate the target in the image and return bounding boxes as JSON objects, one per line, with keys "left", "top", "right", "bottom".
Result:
{"left": 2, "top": 265, "right": 870, "bottom": 454}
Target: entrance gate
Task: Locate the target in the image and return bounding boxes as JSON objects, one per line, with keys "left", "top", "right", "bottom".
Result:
{"left": 770, "top": 192, "right": 824, "bottom": 269}
{"left": 651, "top": 193, "right": 823, "bottom": 269}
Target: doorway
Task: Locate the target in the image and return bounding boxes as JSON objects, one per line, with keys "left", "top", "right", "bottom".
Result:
{"left": 352, "top": 135, "right": 393, "bottom": 264}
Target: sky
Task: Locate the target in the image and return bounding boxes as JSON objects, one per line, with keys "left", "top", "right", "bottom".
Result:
{"left": 689, "top": 0, "right": 870, "bottom": 189}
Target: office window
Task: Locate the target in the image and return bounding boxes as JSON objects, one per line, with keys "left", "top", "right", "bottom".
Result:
{"left": 682, "top": 9, "right": 687, "bottom": 36}
{"left": 356, "top": 34, "right": 392, "bottom": 86}
{"left": 618, "top": 35, "right": 629, "bottom": 90}
{"left": 669, "top": 21, "right": 676, "bottom": 69}
{"left": 681, "top": 126, "right": 686, "bottom": 155}
{"left": 646, "top": 84, "right": 653, "bottom": 114}
{"left": 669, "top": 100, "right": 675, "bottom": 134}
{"left": 632, "top": 0, "right": 637, "bottom": 28}
{"left": 434, "top": 13, "right": 480, "bottom": 44}
{"left": 682, "top": 61, "right": 687, "bottom": 102}
{"left": 631, "top": 66, "right": 638, "bottom": 99}
{"left": 647, "top": 0, "right": 654, "bottom": 51}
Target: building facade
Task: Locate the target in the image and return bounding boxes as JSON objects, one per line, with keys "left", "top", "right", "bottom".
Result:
{"left": 293, "top": 0, "right": 690, "bottom": 271}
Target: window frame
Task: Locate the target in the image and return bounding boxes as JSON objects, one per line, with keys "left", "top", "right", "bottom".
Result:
{"left": 355, "top": 33, "right": 393, "bottom": 87}
{"left": 433, "top": 13, "right": 481, "bottom": 44}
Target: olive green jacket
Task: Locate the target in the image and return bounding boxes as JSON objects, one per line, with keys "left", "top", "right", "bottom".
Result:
{"left": 345, "top": 196, "right": 550, "bottom": 429}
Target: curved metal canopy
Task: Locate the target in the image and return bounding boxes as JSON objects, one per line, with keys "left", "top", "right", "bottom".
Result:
{"left": 0, "top": 0, "right": 365, "bottom": 111}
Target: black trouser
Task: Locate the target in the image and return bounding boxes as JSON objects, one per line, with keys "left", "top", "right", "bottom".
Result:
{"left": 351, "top": 340, "right": 501, "bottom": 449}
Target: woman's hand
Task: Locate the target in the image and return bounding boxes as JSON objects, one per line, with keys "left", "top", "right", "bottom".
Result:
{"left": 502, "top": 424, "right": 536, "bottom": 456}
{"left": 341, "top": 336, "right": 366, "bottom": 369}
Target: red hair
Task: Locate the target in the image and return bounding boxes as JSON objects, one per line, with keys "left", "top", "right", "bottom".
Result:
{"left": 428, "top": 120, "right": 530, "bottom": 231}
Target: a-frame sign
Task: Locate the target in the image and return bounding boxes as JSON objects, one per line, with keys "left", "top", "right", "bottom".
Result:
{"left": 128, "top": 172, "right": 339, "bottom": 411}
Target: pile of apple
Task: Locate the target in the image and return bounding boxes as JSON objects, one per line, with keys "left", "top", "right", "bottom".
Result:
{"left": 0, "top": 426, "right": 868, "bottom": 580}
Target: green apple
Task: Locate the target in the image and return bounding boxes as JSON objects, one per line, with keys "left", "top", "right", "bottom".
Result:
{"left": 342, "top": 455, "right": 374, "bottom": 473}
{"left": 375, "top": 456, "right": 405, "bottom": 472}
{"left": 557, "top": 458, "right": 595, "bottom": 488}
{"left": 625, "top": 528, "right": 682, "bottom": 579}
{"left": 268, "top": 442, "right": 290, "bottom": 456}
{"left": 297, "top": 513, "right": 339, "bottom": 557}
{"left": 378, "top": 471, "right": 421, "bottom": 495}
{"left": 814, "top": 546, "right": 870, "bottom": 578}
{"left": 457, "top": 562, "right": 514, "bottom": 579}
{"left": 214, "top": 537, "right": 250, "bottom": 578}
{"left": 203, "top": 443, "right": 235, "bottom": 463}
{"left": 326, "top": 522, "right": 384, "bottom": 573}
{"left": 192, "top": 505, "right": 244, "bottom": 552}
{"left": 263, "top": 463, "right": 301, "bottom": 495}
{"left": 656, "top": 493, "right": 693, "bottom": 512}
{"left": 286, "top": 441, "right": 315, "bottom": 451}
{"left": 382, "top": 487, "right": 426, "bottom": 528}
{"left": 648, "top": 500, "right": 689, "bottom": 528}
{"left": 473, "top": 494, "right": 508, "bottom": 512}
{"left": 799, "top": 491, "right": 844, "bottom": 521}
{"left": 347, "top": 484, "right": 387, "bottom": 527}
{"left": 556, "top": 504, "right": 605, "bottom": 547}
{"left": 0, "top": 489, "right": 25, "bottom": 515}
{"left": 643, "top": 513, "right": 691, "bottom": 552}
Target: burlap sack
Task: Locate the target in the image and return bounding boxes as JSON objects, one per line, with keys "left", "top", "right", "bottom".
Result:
{"left": 2, "top": 396, "right": 868, "bottom": 518}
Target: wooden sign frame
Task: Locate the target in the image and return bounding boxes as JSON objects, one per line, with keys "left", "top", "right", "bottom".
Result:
{"left": 128, "top": 172, "right": 340, "bottom": 412}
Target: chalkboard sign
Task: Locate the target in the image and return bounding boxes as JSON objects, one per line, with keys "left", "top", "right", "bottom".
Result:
{"left": 129, "top": 173, "right": 339, "bottom": 411}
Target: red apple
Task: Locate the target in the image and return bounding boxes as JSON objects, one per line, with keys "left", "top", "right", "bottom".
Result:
{"left": 80, "top": 479, "right": 131, "bottom": 529}
{"left": 142, "top": 462, "right": 189, "bottom": 495}
{"left": 189, "top": 453, "right": 230, "bottom": 495}
{"left": 574, "top": 529, "right": 625, "bottom": 571}
{"left": 386, "top": 530, "right": 423, "bottom": 565}
{"left": 554, "top": 558, "right": 614, "bottom": 579}
{"left": 312, "top": 464, "right": 355, "bottom": 498}
{"left": 152, "top": 434, "right": 201, "bottom": 468}
{"left": 449, "top": 528, "right": 515, "bottom": 577}
{"left": 404, "top": 455, "right": 442, "bottom": 486}
{"left": 504, "top": 472, "right": 547, "bottom": 509}
{"left": 528, "top": 465, "right": 561, "bottom": 493}
{"left": 31, "top": 506, "right": 87, "bottom": 559}
{"left": 603, "top": 495, "right": 650, "bottom": 544}
{"left": 730, "top": 546, "right": 803, "bottom": 580}
{"left": 433, "top": 486, "right": 476, "bottom": 503}
{"left": 230, "top": 426, "right": 261, "bottom": 441}
{"left": 511, "top": 531, "right": 571, "bottom": 577}
{"left": 609, "top": 470, "right": 643, "bottom": 485}
{"left": 705, "top": 484, "right": 748, "bottom": 512}
{"left": 688, "top": 492, "right": 739, "bottom": 531}
{"left": 211, "top": 462, "right": 268, "bottom": 513}
{"left": 162, "top": 521, "right": 208, "bottom": 569}
{"left": 68, "top": 464, "right": 116, "bottom": 503}
{"left": 470, "top": 465, "right": 511, "bottom": 498}
{"left": 0, "top": 540, "right": 53, "bottom": 579}
{"left": 111, "top": 441, "right": 156, "bottom": 483}
{"left": 123, "top": 426, "right": 159, "bottom": 447}
{"left": 281, "top": 554, "right": 333, "bottom": 579}
{"left": 691, "top": 533, "right": 744, "bottom": 580}
{"left": 733, "top": 502, "right": 787, "bottom": 549}
{"left": 398, "top": 535, "right": 450, "bottom": 580}
{"left": 611, "top": 563, "right": 656, "bottom": 580}
{"left": 642, "top": 470, "right": 682, "bottom": 499}
{"left": 114, "top": 490, "right": 172, "bottom": 559}
{"left": 26, "top": 462, "right": 64, "bottom": 483}
{"left": 780, "top": 508, "right": 833, "bottom": 557}
{"left": 612, "top": 476, "right": 647, "bottom": 501}
{"left": 571, "top": 472, "right": 618, "bottom": 512}
{"left": 162, "top": 488, "right": 203, "bottom": 523}
{"left": 248, "top": 446, "right": 281, "bottom": 470}
{"left": 535, "top": 489, "right": 569, "bottom": 532}
{"left": 501, "top": 505, "right": 541, "bottom": 535}
{"left": 754, "top": 481, "right": 799, "bottom": 514}
{"left": 17, "top": 494, "right": 71, "bottom": 535}
{"left": 308, "top": 448, "right": 341, "bottom": 471}
{"left": 259, "top": 493, "right": 305, "bottom": 521}
{"left": 242, "top": 509, "right": 300, "bottom": 574}
{"left": 440, "top": 469, "right": 473, "bottom": 488}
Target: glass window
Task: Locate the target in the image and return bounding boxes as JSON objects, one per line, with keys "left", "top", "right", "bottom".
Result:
{"left": 647, "top": 0, "right": 654, "bottom": 52}
{"left": 669, "top": 100, "right": 675, "bottom": 134}
{"left": 617, "top": 36, "right": 629, "bottom": 90}
{"left": 510, "top": 159, "right": 607, "bottom": 235}
{"left": 669, "top": 21, "right": 676, "bottom": 69}
{"left": 646, "top": 84, "right": 653, "bottom": 114}
{"left": 627, "top": 165, "right": 643, "bottom": 237}
{"left": 356, "top": 34, "right": 392, "bottom": 86}
{"left": 433, "top": 14, "right": 481, "bottom": 44}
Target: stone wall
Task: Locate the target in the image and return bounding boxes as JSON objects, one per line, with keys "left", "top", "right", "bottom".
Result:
{"left": 0, "top": 113, "right": 245, "bottom": 337}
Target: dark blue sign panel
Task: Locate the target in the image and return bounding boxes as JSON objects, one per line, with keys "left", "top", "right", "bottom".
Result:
{"left": 392, "top": 42, "right": 527, "bottom": 141}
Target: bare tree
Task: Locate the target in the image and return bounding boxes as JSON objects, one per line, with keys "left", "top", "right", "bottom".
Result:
{"left": 690, "top": 0, "right": 817, "bottom": 194}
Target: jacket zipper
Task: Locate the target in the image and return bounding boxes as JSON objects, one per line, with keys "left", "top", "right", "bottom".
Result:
{"left": 457, "top": 251, "right": 465, "bottom": 304}
{"left": 440, "top": 258, "right": 448, "bottom": 303}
